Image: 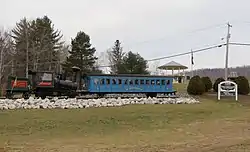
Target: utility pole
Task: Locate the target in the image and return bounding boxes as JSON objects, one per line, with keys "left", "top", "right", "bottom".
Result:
{"left": 225, "top": 22, "right": 232, "bottom": 81}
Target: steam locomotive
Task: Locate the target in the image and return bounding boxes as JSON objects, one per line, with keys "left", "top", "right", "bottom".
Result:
{"left": 30, "top": 66, "right": 81, "bottom": 99}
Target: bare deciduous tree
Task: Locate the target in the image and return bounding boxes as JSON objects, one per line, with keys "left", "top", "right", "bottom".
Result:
{"left": 0, "top": 29, "right": 15, "bottom": 94}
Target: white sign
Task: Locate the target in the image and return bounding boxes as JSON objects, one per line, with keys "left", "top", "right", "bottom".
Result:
{"left": 218, "top": 81, "right": 238, "bottom": 101}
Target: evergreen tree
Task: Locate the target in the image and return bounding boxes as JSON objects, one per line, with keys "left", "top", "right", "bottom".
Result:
{"left": 120, "top": 51, "right": 149, "bottom": 74}
{"left": 108, "top": 40, "right": 125, "bottom": 74}
{"left": 11, "top": 17, "right": 33, "bottom": 76}
{"left": 12, "top": 16, "right": 63, "bottom": 75}
{"left": 187, "top": 75, "right": 205, "bottom": 95}
{"left": 62, "top": 31, "right": 98, "bottom": 74}
{"left": 213, "top": 77, "right": 225, "bottom": 92}
{"left": 30, "top": 15, "right": 63, "bottom": 71}
{"left": 201, "top": 76, "right": 212, "bottom": 92}
{"left": 235, "top": 76, "right": 250, "bottom": 95}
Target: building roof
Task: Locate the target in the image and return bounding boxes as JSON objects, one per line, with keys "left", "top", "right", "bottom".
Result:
{"left": 158, "top": 61, "right": 188, "bottom": 70}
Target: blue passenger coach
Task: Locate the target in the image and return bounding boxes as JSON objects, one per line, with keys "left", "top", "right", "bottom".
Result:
{"left": 82, "top": 74, "right": 176, "bottom": 97}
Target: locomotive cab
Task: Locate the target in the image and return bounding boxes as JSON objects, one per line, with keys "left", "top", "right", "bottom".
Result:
{"left": 28, "top": 70, "right": 54, "bottom": 90}
{"left": 71, "top": 66, "right": 88, "bottom": 94}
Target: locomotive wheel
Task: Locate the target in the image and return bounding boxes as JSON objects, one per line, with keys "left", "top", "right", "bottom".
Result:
{"left": 22, "top": 92, "right": 30, "bottom": 99}
{"left": 6, "top": 91, "right": 13, "bottom": 99}
{"left": 64, "top": 90, "right": 77, "bottom": 98}
{"left": 68, "top": 92, "right": 77, "bottom": 98}
{"left": 36, "top": 93, "right": 46, "bottom": 99}
{"left": 41, "top": 96, "right": 46, "bottom": 100}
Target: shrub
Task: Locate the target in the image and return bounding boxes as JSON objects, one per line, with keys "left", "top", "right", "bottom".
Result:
{"left": 213, "top": 77, "right": 225, "bottom": 92}
{"left": 201, "top": 76, "right": 213, "bottom": 92}
{"left": 235, "top": 76, "right": 250, "bottom": 95}
{"left": 187, "top": 75, "right": 205, "bottom": 95}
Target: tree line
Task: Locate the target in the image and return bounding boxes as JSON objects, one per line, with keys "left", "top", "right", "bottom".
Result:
{"left": 0, "top": 15, "right": 149, "bottom": 85}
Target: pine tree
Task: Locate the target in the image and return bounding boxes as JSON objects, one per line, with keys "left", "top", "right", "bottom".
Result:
{"left": 31, "top": 15, "right": 63, "bottom": 71}
{"left": 12, "top": 16, "right": 63, "bottom": 75}
{"left": 108, "top": 40, "right": 125, "bottom": 74}
{"left": 12, "top": 17, "right": 32, "bottom": 76}
{"left": 62, "top": 31, "right": 98, "bottom": 74}
{"left": 120, "top": 51, "right": 149, "bottom": 74}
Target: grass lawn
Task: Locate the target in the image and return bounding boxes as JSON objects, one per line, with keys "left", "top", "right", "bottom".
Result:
{"left": 173, "top": 82, "right": 188, "bottom": 92}
{"left": 0, "top": 94, "right": 250, "bottom": 152}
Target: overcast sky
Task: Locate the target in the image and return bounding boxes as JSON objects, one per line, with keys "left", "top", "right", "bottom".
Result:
{"left": 1, "top": 0, "right": 250, "bottom": 73}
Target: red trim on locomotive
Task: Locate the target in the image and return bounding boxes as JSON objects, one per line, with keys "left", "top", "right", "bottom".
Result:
{"left": 11, "top": 80, "right": 28, "bottom": 88}
{"left": 38, "top": 82, "right": 52, "bottom": 86}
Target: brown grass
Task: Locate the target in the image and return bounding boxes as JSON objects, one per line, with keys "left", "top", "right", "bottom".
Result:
{"left": 0, "top": 95, "right": 250, "bottom": 152}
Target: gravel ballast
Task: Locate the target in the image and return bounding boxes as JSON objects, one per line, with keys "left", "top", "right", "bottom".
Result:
{"left": 0, "top": 97, "right": 200, "bottom": 110}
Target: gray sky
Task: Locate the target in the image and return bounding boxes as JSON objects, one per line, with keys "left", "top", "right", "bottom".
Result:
{"left": 1, "top": 0, "right": 250, "bottom": 73}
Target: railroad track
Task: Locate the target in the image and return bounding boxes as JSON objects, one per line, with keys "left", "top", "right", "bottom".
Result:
{"left": 0, "top": 93, "right": 179, "bottom": 100}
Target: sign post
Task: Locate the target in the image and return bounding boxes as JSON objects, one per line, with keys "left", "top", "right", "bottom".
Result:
{"left": 218, "top": 81, "right": 238, "bottom": 101}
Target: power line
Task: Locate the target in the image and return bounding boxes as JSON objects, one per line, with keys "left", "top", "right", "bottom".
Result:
{"left": 104, "top": 23, "right": 227, "bottom": 52}
{"left": 98, "top": 23, "right": 228, "bottom": 68}
{"left": 97, "top": 43, "right": 226, "bottom": 68}
{"left": 9, "top": 41, "right": 250, "bottom": 69}
{"left": 7, "top": 41, "right": 248, "bottom": 70}
{"left": 98, "top": 41, "right": 250, "bottom": 68}
{"left": 229, "top": 42, "right": 250, "bottom": 46}
{"left": 147, "top": 43, "right": 226, "bottom": 62}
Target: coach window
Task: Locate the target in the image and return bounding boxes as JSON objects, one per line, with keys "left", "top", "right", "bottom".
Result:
{"left": 106, "top": 79, "right": 110, "bottom": 85}
{"left": 129, "top": 79, "right": 133, "bottom": 85}
{"left": 166, "top": 80, "right": 170, "bottom": 85}
{"left": 135, "top": 79, "right": 139, "bottom": 85}
{"left": 124, "top": 79, "right": 128, "bottom": 85}
{"left": 151, "top": 80, "right": 155, "bottom": 85}
{"left": 112, "top": 79, "right": 116, "bottom": 84}
{"left": 146, "top": 80, "right": 150, "bottom": 85}
{"left": 156, "top": 80, "right": 160, "bottom": 85}
{"left": 118, "top": 79, "right": 122, "bottom": 85}
{"left": 161, "top": 80, "right": 165, "bottom": 85}
{"left": 94, "top": 78, "right": 99, "bottom": 85}
{"left": 140, "top": 79, "right": 144, "bottom": 85}
{"left": 100, "top": 79, "right": 105, "bottom": 85}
